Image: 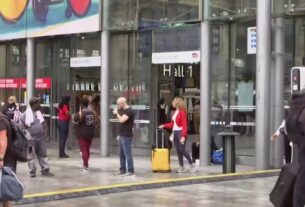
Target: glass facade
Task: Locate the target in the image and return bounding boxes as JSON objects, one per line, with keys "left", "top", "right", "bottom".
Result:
{"left": 208, "top": 0, "right": 256, "bottom": 20}
{"left": 105, "top": 0, "right": 201, "bottom": 30}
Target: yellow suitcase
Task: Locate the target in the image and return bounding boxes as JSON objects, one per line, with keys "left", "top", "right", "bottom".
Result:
{"left": 152, "top": 129, "right": 171, "bottom": 173}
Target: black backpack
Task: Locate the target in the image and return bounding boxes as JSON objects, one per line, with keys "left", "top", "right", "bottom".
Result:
{"left": 285, "top": 109, "right": 305, "bottom": 143}
{"left": 0, "top": 115, "right": 31, "bottom": 162}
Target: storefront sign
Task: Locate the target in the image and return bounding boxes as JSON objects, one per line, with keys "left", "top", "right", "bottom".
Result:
{"left": 35, "top": 78, "right": 52, "bottom": 89}
{"left": 70, "top": 56, "right": 101, "bottom": 68}
{"left": 163, "top": 64, "right": 193, "bottom": 78}
{"left": 68, "top": 82, "right": 100, "bottom": 92}
{"left": 0, "top": 78, "right": 51, "bottom": 89}
{"left": 247, "top": 27, "right": 257, "bottom": 54}
{"left": 152, "top": 51, "right": 200, "bottom": 64}
{"left": 0, "top": 78, "right": 22, "bottom": 89}
{"left": 113, "top": 82, "right": 146, "bottom": 98}
{"left": 0, "top": 0, "right": 100, "bottom": 40}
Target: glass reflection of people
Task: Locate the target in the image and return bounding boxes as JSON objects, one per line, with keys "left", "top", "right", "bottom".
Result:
{"left": 159, "top": 97, "right": 196, "bottom": 173}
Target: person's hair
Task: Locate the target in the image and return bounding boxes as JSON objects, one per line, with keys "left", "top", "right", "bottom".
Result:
{"left": 29, "top": 97, "right": 41, "bottom": 111}
{"left": 174, "top": 97, "right": 186, "bottom": 111}
{"left": 289, "top": 91, "right": 305, "bottom": 115}
{"left": 81, "top": 97, "right": 89, "bottom": 108}
{"left": 59, "top": 96, "right": 70, "bottom": 109}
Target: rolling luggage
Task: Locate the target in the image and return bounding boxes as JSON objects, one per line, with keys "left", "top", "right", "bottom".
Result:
{"left": 152, "top": 129, "right": 171, "bottom": 173}
{"left": 270, "top": 163, "right": 299, "bottom": 207}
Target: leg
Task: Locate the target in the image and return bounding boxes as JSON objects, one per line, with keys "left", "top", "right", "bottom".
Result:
{"left": 284, "top": 135, "right": 292, "bottom": 163}
{"left": 28, "top": 140, "right": 38, "bottom": 176}
{"left": 122, "top": 137, "right": 134, "bottom": 173}
{"left": 59, "top": 121, "right": 69, "bottom": 157}
{"left": 78, "top": 138, "right": 88, "bottom": 168}
{"left": 36, "top": 138, "right": 49, "bottom": 170}
{"left": 293, "top": 166, "right": 305, "bottom": 207}
{"left": 179, "top": 135, "right": 193, "bottom": 165}
{"left": 173, "top": 131, "right": 184, "bottom": 167}
{"left": 86, "top": 138, "right": 93, "bottom": 167}
{"left": 119, "top": 137, "right": 126, "bottom": 173}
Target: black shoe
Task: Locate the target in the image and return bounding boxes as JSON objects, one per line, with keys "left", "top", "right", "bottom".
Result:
{"left": 42, "top": 170, "right": 55, "bottom": 177}
{"left": 30, "top": 173, "right": 36, "bottom": 178}
{"left": 59, "top": 154, "right": 69, "bottom": 158}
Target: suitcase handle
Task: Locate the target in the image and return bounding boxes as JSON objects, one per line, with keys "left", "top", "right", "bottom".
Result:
{"left": 156, "top": 128, "right": 165, "bottom": 149}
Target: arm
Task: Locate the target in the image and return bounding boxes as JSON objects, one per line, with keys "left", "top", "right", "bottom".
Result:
{"left": 116, "top": 113, "right": 129, "bottom": 123}
{"left": 181, "top": 110, "right": 188, "bottom": 138}
{"left": 0, "top": 130, "right": 8, "bottom": 168}
{"left": 272, "top": 120, "right": 285, "bottom": 140}
{"left": 163, "top": 122, "right": 174, "bottom": 129}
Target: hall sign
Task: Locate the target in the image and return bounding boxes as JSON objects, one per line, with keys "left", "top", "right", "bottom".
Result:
{"left": 152, "top": 51, "right": 200, "bottom": 64}
{"left": 162, "top": 64, "right": 193, "bottom": 78}
{"left": 0, "top": 78, "right": 51, "bottom": 89}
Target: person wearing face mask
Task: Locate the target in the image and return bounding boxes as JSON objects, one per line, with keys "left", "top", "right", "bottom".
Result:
{"left": 2, "top": 96, "right": 19, "bottom": 120}
{"left": 21, "top": 97, "right": 54, "bottom": 178}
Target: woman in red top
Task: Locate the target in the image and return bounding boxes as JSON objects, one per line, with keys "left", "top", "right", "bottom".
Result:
{"left": 159, "top": 97, "right": 196, "bottom": 173}
{"left": 58, "top": 96, "right": 71, "bottom": 158}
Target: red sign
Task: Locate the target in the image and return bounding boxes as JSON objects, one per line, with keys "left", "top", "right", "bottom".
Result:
{"left": 35, "top": 78, "right": 52, "bottom": 89}
{"left": 0, "top": 78, "right": 22, "bottom": 89}
{"left": 0, "top": 78, "right": 51, "bottom": 89}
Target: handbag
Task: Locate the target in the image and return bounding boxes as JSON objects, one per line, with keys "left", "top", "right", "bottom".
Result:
{"left": 0, "top": 167, "right": 24, "bottom": 202}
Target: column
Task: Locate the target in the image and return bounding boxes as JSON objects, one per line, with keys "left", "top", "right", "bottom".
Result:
{"left": 100, "top": 0, "right": 110, "bottom": 157}
{"left": 200, "top": 0, "right": 212, "bottom": 166}
{"left": 255, "top": 0, "right": 272, "bottom": 170}
{"left": 26, "top": 38, "right": 35, "bottom": 104}
{"left": 272, "top": 17, "right": 285, "bottom": 168}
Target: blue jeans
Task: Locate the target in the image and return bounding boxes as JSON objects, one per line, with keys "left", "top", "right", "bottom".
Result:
{"left": 119, "top": 136, "right": 134, "bottom": 173}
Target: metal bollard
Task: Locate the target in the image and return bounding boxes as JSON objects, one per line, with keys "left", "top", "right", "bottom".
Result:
{"left": 218, "top": 131, "right": 240, "bottom": 174}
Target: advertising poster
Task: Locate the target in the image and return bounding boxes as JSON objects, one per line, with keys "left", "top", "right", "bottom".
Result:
{"left": 0, "top": 0, "right": 100, "bottom": 40}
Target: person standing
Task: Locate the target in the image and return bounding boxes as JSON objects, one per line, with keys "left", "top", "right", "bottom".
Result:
{"left": 159, "top": 97, "right": 196, "bottom": 173}
{"left": 57, "top": 96, "right": 71, "bottom": 158}
{"left": 2, "top": 96, "right": 19, "bottom": 120}
{"left": 113, "top": 97, "right": 135, "bottom": 176}
{"left": 0, "top": 112, "right": 18, "bottom": 207}
{"left": 74, "top": 97, "right": 96, "bottom": 173}
{"left": 22, "top": 98, "right": 54, "bottom": 178}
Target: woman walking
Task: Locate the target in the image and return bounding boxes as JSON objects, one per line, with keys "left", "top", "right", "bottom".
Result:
{"left": 74, "top": 97, "right": 96, "bottom": 173}
{"left": 57, "top": 96, "right": 71, "bottom": 158}
{"left": 159, "top": 97, "right": 196, "bottom": 173}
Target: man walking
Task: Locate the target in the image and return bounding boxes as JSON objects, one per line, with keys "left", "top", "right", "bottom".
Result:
{"left": 113, "top": 97, "right": 135, "bottom": 176}
{"left": 0, "top": 112, "right": 17, "bottom": 207}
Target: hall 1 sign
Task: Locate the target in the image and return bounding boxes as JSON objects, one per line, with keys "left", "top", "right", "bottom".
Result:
{"left": 162, "top": 64, "right": 193, "bottom": 78}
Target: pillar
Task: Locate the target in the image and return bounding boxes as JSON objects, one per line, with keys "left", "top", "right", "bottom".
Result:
{"left": 255, "top": 0, "right": 272, "bottom": 170}
{"left": 26, "top": 38, "right": 35, "bottom": 104}
{"left": 100, "top": 0, "right": 110, "bottom": 156}
{"left": 200, "top": 0, "right": 212, "bottom": 166}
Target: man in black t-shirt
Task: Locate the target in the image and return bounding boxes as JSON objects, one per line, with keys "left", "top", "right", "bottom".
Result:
{"left": 113, "top": 97, "right": 135, "bottom": 176}
{"left": 0, "top": 112, "right": 17, "bottom": 207}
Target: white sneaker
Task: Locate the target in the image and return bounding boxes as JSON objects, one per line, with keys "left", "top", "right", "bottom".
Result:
{"left": 176, "top": 167, "right": 187, "bottom": 173}
{"left": 124, "top": 172, "right": 136, "bottom": 177}
{"left": 82, "top": 167, "right": 90, "bottom": 173}
{"left": 189, "top": 164, "right": 197, "bottom": 173}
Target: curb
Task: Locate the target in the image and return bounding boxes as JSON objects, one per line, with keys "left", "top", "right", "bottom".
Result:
{"left": 18, "top": 170, "right": 280, "bottom": 205}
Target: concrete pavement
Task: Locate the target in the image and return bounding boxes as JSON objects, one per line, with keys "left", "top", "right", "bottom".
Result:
{"left": 23, "top": 177, "right": 277, "bottom": 207}
{"left": 14, "top": 141, "right": 279, "bottom": 204}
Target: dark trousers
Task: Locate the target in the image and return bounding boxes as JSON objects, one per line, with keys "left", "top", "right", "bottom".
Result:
{"left": 119, "top": 137, "right": 134, "bottom": 173}
{"left": 173, "top": 131, "right": 193, "bottom": 167}
{"left": 78, "top": 138, "right": 93, "bottom": 168}
{"left": 294, "top": 144, "right": 305, "bottom": 207}
{"left": 284, "top": 135, "right": 292, "bottom": 163}
{"left": 58, "top": 120, "right": 69, "bottom": 156}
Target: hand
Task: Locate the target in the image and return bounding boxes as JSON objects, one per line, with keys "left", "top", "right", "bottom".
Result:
{"left": 113, "top": 109, "right": 118, "bottom": 115}
{"left": 158, "top": 125, "right": 164, "bottom": 129}
{"left": 180, "top": 137, "right": 186, "bottom": 144}
{"left": 271, "top": 133, "right": 278, "bottom": 140}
